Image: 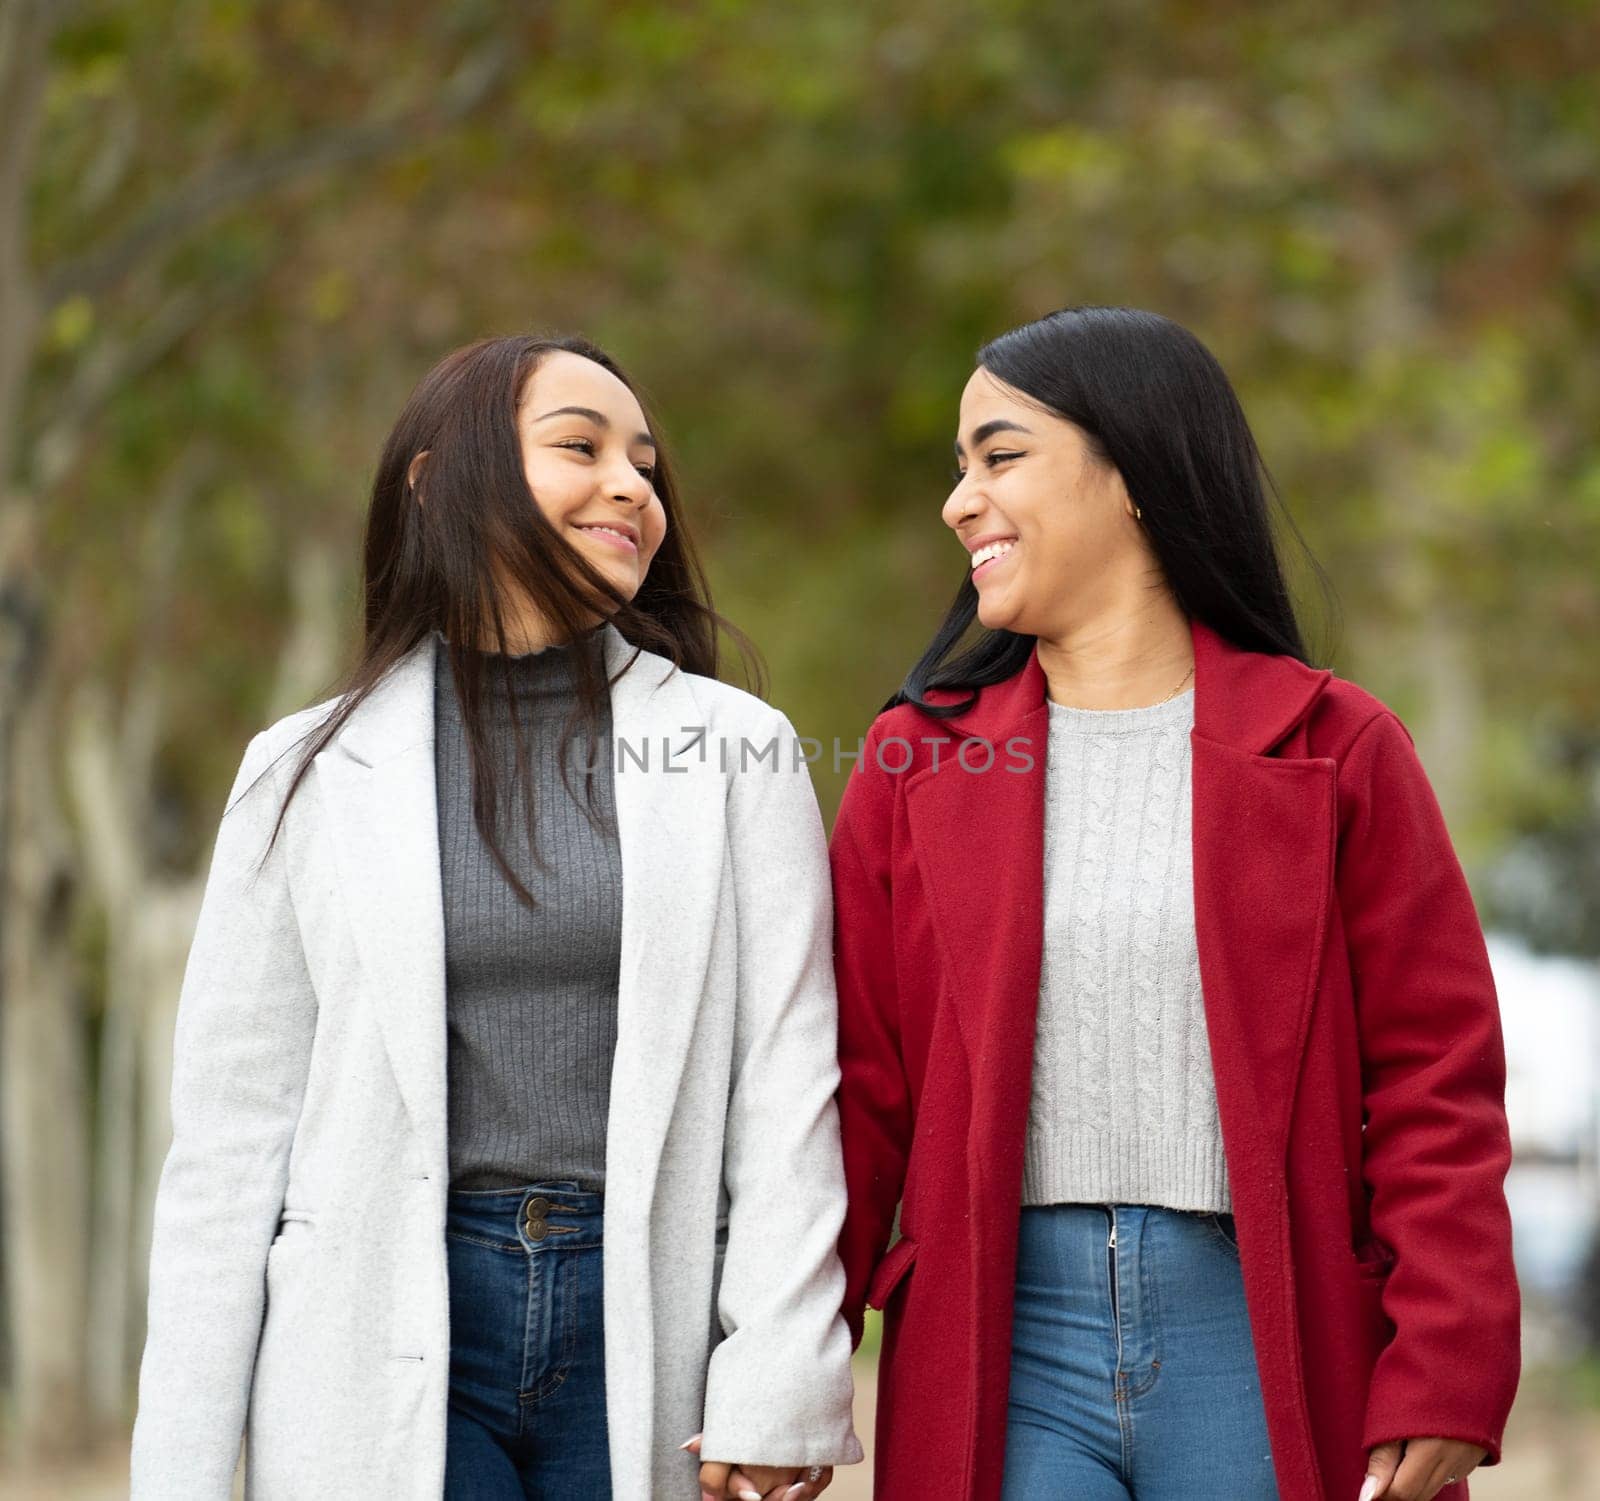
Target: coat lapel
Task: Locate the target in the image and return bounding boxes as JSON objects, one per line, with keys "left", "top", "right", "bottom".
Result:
{"left": 1188, "top": 621, "right": 1337, "bottom": 1181}
{"left": 902, "top": 657, "right": 1049, "bottom": 1200}
{"left": 319, "top": 641, "right": 448, "bottom": 1163}
{"left": 599, "top": 623, "right": 725, "bottom": 1230}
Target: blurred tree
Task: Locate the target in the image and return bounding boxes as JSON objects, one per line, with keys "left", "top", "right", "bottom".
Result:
{"left": 1, "top": 0, "right": 513, "bottom": 1452}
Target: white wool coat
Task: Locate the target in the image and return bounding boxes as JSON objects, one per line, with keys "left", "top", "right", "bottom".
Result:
{"left": 131, "top": 624, "right": 863, "bottom": 1497}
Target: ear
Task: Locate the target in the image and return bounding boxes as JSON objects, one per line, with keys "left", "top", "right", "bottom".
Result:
{"left": 1114, "top": 474, "right": 1142, "bottom": 523}
{"left": 407, "top": 449, "right": 430, "bottom": 500}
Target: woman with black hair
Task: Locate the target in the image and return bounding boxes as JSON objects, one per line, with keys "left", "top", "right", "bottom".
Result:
{"left": 830, "top": 306, "right": 1518, "bottom": 1501}
{"left": 131, "top": 335, "right": 860, "bottom": 1500}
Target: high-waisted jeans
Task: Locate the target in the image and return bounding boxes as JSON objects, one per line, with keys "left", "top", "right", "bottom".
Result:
{"left": 1003, "top": 1203, "right": 1279, "bottom": 1500}
{"left": 443, "top": 1181, "right": 611, "bottom": 1500}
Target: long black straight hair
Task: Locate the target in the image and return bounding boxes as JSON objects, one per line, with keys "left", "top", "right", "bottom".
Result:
{"left": 891, "top": 305, "right": 1336, "bottom": 717}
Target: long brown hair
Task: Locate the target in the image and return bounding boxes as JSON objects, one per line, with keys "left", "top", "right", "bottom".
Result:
{"left": 257, "top": 333, "right": 760, "bottom": 904}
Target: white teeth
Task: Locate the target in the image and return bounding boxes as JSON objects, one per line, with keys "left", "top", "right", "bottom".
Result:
{"left": 578, "top": 525, "right": 634, "bottom": 544}
{"left": 970, "top": 539, "right": 1016, "bottom": 569}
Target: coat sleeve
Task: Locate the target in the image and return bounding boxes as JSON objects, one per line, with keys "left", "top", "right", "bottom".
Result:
{"left": 829, "top": 721, "right": 914, "bottom": 1350}
{"left": 1337, "top": 711, "right": 1520, "bottom": 1466}
{"left": 130, "top": 732, "right": 319, "bottom": 1500}
{"left": 698, "top": 707, "right": 865, "bottom": 1469}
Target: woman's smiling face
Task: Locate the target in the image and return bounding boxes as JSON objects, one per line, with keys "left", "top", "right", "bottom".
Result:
{"left": 943, "top": 366, "right": 1137, "bottom": 638}
{"left": 516, "top": 349, "right": 668, "bottom": 602}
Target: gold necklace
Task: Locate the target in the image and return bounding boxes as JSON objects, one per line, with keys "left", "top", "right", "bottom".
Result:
{"left": 1050, "top": 663, "right": 1194, "bottom": 710}
{"left": 1156, "top": 663, "right": 1195, "bottom": 704}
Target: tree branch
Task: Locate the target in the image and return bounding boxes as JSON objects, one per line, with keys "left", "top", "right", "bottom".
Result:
{"left": 25, "top": 278, "right": 243, "bottom": 489}
{"left": 0, "top": 2, "right": 59, "bottom": 221}
{"left": 42, "top": 42, "right": 508, "bottom": 306}
{"left": 0, "top": 0, "right": 61, "bottom": 477}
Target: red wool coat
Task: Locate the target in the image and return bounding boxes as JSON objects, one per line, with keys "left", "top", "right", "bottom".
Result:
{"left": 829, "top": 616, "right": 1520, "bottom": 1501}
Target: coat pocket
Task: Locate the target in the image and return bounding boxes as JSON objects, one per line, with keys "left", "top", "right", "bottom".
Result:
{"left": 269, "top": 1207, "right": 316, "bottom": 1253}
{"left": 1354, "top": 1236, "right": 1396, "bottom": 1277}
{"left": 865, "top": 1236, "right": 918, "bottom": 1311}
{"left": 709, "top": 1218, "right": 731, "bottom": 1349}
{"left": 265, "top": 1209, "right": 317, "bottom": 1302}
{"left": 1352, "top": 1244, "right": 1398, "bottom": 1368}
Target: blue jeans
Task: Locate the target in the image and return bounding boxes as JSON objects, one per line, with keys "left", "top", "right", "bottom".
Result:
{"left": 444, "top": 1181, "right": 611, "bottom": 1500}
{"left": 1003, "top": 1203, "right": 1279, "bottom": 1500}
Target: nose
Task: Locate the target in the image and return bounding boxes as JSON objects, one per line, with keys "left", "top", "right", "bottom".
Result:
{"left": 605, "top": 461, "right": 653, "bottom": 509}
{"left": 942, "top": 471, "right": 980, "bottom": 532}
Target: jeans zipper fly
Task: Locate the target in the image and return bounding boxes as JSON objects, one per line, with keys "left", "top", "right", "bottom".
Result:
{"left": 1106, "top": 1210, "right": 1118, "bottom": 1321}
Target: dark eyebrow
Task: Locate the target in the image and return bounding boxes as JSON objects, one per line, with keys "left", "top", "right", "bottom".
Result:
{"left": 954, "top": 418, "right": 1033, "bottom": 459}
{"left": 535, "top": 406, "right": 655, "bottom": 448}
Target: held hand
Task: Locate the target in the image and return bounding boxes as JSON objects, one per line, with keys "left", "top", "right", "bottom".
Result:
{"left": 1361, "top": 1438, "right": 1487, "bottom": 1500}
{"left": 681, "top": 1433, "right": 833, "bottom": 1501}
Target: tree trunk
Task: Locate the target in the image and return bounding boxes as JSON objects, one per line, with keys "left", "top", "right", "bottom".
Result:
{"left": 0, "top": 686, "right": 90, "bottom": 1457}
{"left": 0, "top": 0, "right": 88, "bottom": 1446}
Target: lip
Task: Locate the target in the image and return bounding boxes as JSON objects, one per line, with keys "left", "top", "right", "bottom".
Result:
{"left": 572, "top": 520, "right": 640, "bottom": 552}
{"left": 967, "top": 532, "right": 1018, "bottom": 583}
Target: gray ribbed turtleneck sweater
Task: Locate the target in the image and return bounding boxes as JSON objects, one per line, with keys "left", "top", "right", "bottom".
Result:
{"left": 432, "top": 628, "right": 621, "bottom": 1191}
{"left": 1022, "top": 685, "right": 1233, "bottom": 1213}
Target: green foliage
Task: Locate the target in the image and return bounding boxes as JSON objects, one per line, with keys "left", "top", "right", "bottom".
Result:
{"left": 23, "top": 0, "right": 1600, "bottom": 936}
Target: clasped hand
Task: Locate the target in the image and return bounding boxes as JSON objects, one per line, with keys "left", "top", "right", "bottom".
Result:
{"left": 681, "top": 1432, "right": 833, "bottom": 1501}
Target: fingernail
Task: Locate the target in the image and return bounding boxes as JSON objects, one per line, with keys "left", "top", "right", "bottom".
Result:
{"left": 739, "top": 1491, "right": 762, "bottom": 1501}
{"left": 785, "top": 1487, "right": 806, "bottom": 1500}
{"left": 1359, "top": 1477, "right": 1379, "bottom": 1501}
{"left": 678, "top": 1431, "right": 701, "bottom": 1450}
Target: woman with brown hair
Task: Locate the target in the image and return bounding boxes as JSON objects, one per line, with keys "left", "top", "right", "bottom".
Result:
{"left": 131, "top": 334, "right": 861, "bottom": 1500}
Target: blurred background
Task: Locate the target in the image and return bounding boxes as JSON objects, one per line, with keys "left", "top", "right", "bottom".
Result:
{"left": 1, "top": 0, "right": 1597, "bottom": 1495}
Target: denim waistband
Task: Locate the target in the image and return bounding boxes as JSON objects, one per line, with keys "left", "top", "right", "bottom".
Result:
{"left": 445, "top": 1179, "right": 603, "bottom": 1251}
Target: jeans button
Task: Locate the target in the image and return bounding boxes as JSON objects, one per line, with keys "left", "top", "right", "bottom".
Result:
{"left": 524, "top": 1193, "right": 549, "bottom": 1240}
